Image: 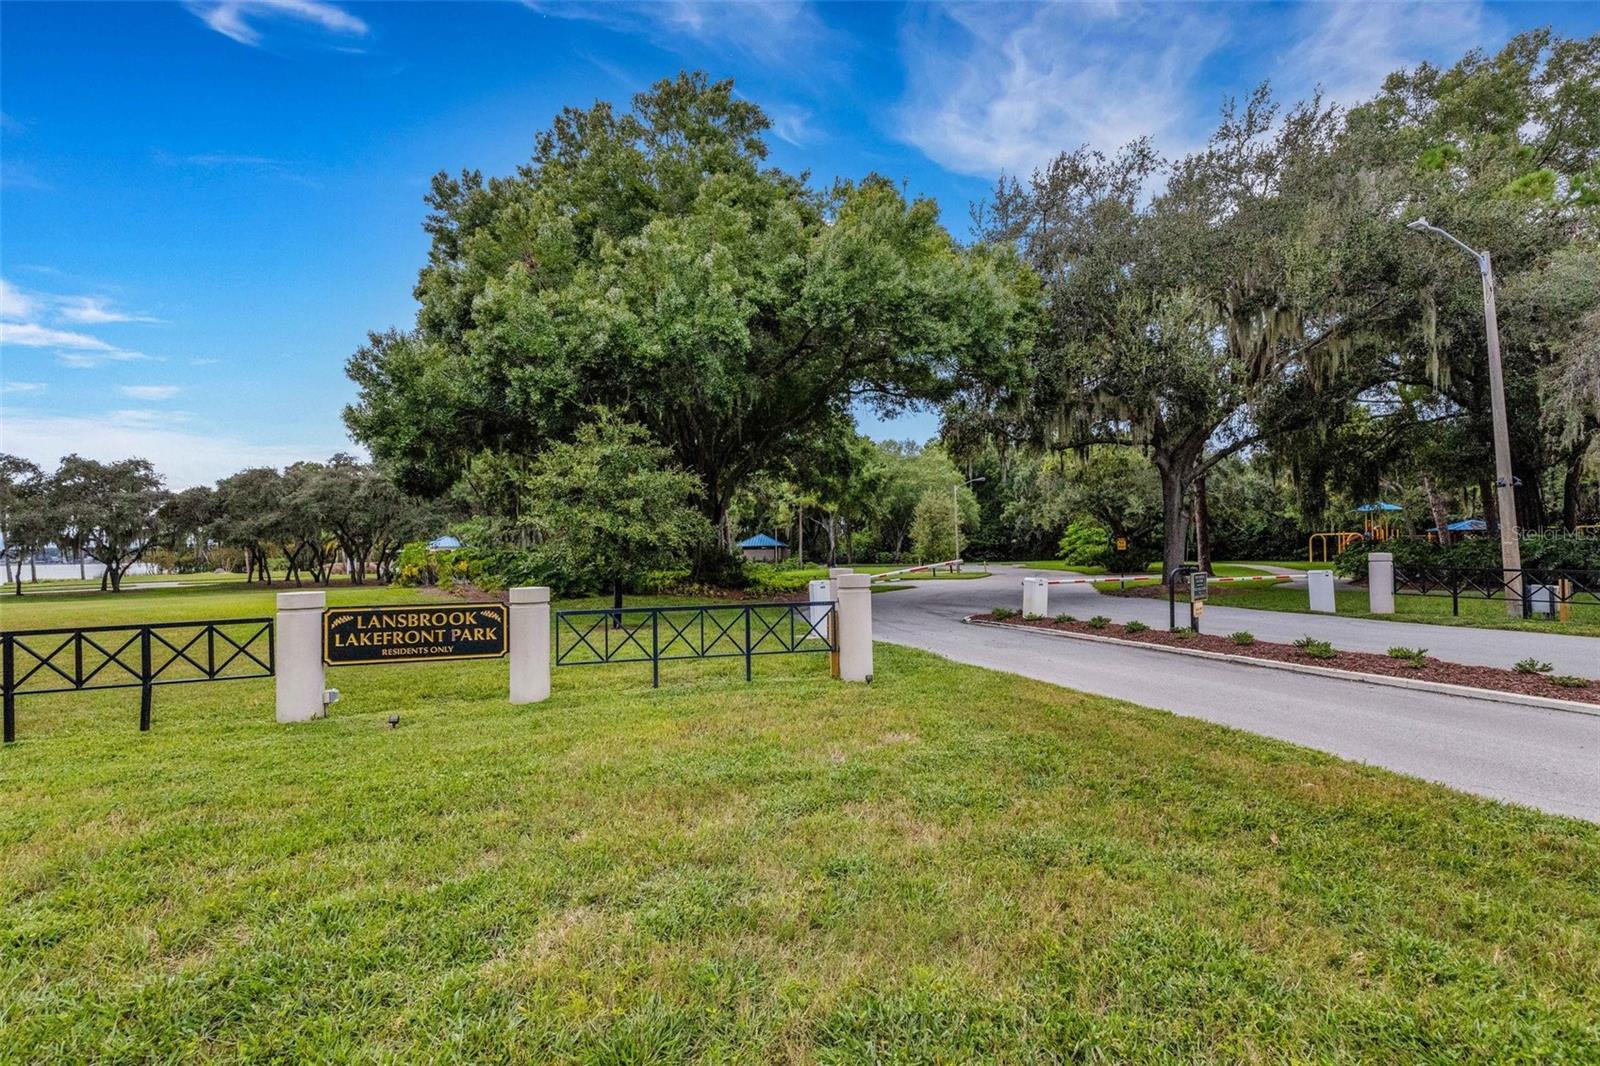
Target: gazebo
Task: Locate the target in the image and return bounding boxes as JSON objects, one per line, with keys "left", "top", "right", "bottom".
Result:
{"left": 737, "top": 534, "right": 789, "bottom": 563}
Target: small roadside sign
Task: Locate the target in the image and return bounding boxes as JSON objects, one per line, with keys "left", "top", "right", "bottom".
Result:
{"left": 1189, "top": 572, "right": 1209, "bottom": 601}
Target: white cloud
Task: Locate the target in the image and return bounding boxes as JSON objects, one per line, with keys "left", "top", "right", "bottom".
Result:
{"left": 1, "top": 381, "right": 46, "bottom": 395}
{"left": 528, "top": 1, "right": 833, "bottom": 68}
{"left": 896, "top": 3, "right": 1228, "bottom": 179}
{"left": 187, "top": 0, "right": 368, "bottom": 48}
{"left": 1280, "top": 1, "right": 1495, "bottom": 108}
{"left": 0, "top": 408, "right": 360, "bottom": 489}
{"left": 55, "top": 295, "right": 162, "bottom": 325}
{"left": 0, "top": 321, "right": 116, "bottom": 350}
{"left": 57, "top": 351, "right": 154, "bottom": 369}
{"left": 118, "top": 385, "right": 183, "bottom": 401}
{"left": 0, "top": 279, "right": 35, "bottom": 320}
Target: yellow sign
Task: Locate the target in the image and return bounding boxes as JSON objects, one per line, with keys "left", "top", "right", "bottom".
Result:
{"left": 1115, "top": 537, "right": 1128, "bottom": 551}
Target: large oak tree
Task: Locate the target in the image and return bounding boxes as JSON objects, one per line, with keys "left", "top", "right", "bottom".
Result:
{"left": 345, "top": 74, "right": 1036, "bottom": 572}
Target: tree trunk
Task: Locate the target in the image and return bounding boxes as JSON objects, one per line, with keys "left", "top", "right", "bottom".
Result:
{"left": 1155, "top": 438, "right": 1203, "bottom": 580}
{"left": 797, "top": 504, "right": 804, "bottom": 565}
{"left": 1562, "top": 445, "right": 1585, "bottom": 532}
{"left": 1158, "top": 464, "right": 1190, "bottom": 580}
{"left": 611, "top": 576, "right": 624, "bottom": 627}
{"left": 1423, "top": 474, "right": 1451, "bottom": 547}
{"left": 1193, "top": 476, "right": 1212, "bottom": 575}
{"left": 79, "top": 552, "right": 86, "bottom": 579}
{"left": 1480, "top": 479, "right": 1498, "bottom": 532}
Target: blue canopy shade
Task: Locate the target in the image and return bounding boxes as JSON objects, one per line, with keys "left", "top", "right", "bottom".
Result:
{"left": 738, "top": 534, "right": 787, "bottom": 549}
{"left": 1354, "top": 501, "right": 1403, "bottom": 513}
{"left": 1429, "top": 518, "right": 1486, "bottom": 533}
{"left": 428, "top": 535, "right": 462, "bottom": 550}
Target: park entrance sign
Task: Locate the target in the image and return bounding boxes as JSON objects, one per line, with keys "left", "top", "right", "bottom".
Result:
{"left": 323, "top": 604, "right": 507, "bottom": 666}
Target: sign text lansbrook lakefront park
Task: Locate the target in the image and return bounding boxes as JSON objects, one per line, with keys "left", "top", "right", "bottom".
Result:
{"left": 323, "top": 605, "right": 508, "bottom": 666}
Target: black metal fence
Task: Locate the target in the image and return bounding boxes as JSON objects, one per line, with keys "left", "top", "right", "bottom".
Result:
{"left": 555, "top": 601, "right": 836, "bottom": 687}
{"left": 1, "top": 618, "right": 275, "bottom": 742}
{"left": 1392, "top": 566, "right": 1600, "bottom": 617}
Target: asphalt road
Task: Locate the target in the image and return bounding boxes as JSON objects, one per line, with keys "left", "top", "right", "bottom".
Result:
{"left": 872, "top": 567, "right": 1600, "bottom": 822}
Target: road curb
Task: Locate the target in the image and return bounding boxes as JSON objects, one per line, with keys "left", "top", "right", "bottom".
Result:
{"left": 961, "top": 617, "right": 1600, "bottom": 719}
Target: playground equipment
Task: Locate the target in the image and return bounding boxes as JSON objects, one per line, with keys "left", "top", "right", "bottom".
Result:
{"left": 1307, "top": 501, "right": 1403, "bottom": 562}
{"left": 1307, "top": 532, "right": 1363, "bottom": 563}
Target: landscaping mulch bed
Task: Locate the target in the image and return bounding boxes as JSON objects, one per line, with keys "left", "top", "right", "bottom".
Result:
{"left": 975, "top": 613, "right": 1600, "bottom": 706}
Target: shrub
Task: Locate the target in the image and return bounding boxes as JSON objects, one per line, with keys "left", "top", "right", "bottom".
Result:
{"left": 1023, "top": 613, "right": 1044, "bottom": 622}
{"left": 1170, "top": 627, "right": 1193, "bottom": 639}
{"left": 1056, "top": 519, "right": 1110, "bottom": 568}
{"left": 1054, "top": 613, "right": 1075, "bottom": 624}
{"left": 1124, "top": 619, "right": 1149, "bottom": 633}
{"left": 1087, "top": 615, "right": 1110, "bottom": 629}
{"left": 1549, "top": 675, "right": 1591, "bottom": 689}
{"left": 1294, "top": 636, "right": 1337, "bottom": 660}
{"left": 1229, "top": 631, "right": 1255, "bottom": 646}
{"left": 991, "top": 606, "right": 1017, "bottom": 620}
{"left": 1387, "top": 646, "right": 1428, "bottom": 669}
{"left": 1513, "top": 658, "right": 1554, "bottom": 675}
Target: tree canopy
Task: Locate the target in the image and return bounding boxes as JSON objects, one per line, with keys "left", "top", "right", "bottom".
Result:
{"left": 346, "top": 72, "right": 1037, "bottom": 569}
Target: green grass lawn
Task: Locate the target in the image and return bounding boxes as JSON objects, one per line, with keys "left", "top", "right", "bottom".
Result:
{"left": 4, "top": 588, "right": 1599, "bottom": 1060}
{"left": 1230, "top": 559, "right": 1322, "bottom": 572}
{"left": 1200, "top": 584, "right": 1600, "bottom": 639}
{"left": 780, "top": 563, "right": 990, "bottom": 583}
{"left": 1016, "top": 561, "right": 1272, "bottom": 578}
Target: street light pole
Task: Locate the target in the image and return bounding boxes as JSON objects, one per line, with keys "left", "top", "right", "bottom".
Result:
{"left": 955, "top": 476, "right": 985, "bottom": 560}
{"left": 1406, "top": 218, "right": 1523, "bottom": 616}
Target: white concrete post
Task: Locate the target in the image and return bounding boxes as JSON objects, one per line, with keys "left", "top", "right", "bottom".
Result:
{"left": 836, "top": 573, "right": 873, "bottom": 682}
{"left": 807, "top": 579, "right": 832, "bottom": 631}
{"left": 275, "top": 590, "right": 326, "bottom": 723}
{"left": 826, "top": 567, "right": 854, "bottom": 600}
{"left": 509, "top": 586, "right": 551, "bottom": 704}
{"left": 1022, "top": 577, "right": 1049, "bottom": 618}
{"left": 1367, "top": 553, "right": 1395, "bottom": 615}
{"left": 1308, "top": 569, "right": 1336, "bottom": 614}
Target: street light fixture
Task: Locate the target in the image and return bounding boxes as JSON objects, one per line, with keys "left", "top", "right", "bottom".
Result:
{"left": 1405, "top": 217, "right": 1523, "bottom": 616}
{"left": 954, "top": 476, "right": 986, "bottom": 559}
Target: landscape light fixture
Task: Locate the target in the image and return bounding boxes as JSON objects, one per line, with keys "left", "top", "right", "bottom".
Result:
{"left": 1405, "top": 218, "right": 1523, "bottom": 616}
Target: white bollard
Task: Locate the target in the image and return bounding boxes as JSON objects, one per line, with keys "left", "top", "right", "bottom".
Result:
{"left": 808, "top": 579, "right": 832, "bottom": 631}
{"left": 1308, "top": 569, "right": 1336, "bottom": 613}
{"left": 1367, "top": 553, "right": 1395, "bottom": 615}
{"left": 509, "top": 586, "right": 551, "bottom": 704}
{"left": 275, "top": 590, "right": 327, "bottom": 723}
{"left": 836, "top": 573, "right": 873, "bottom": 682}
{"left": 1022, "top": 577, "right": 1049, "bottom": 618}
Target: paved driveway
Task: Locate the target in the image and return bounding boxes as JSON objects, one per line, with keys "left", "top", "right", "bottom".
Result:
{"left": 870, "top": 567, "right": 1600, "bottom": 822}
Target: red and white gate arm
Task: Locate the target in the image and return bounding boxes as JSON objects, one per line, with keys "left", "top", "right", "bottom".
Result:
{"left": 870, "top": 559, "right": 963, "bottom": 582}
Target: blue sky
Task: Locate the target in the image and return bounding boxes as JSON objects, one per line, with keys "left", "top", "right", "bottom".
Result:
{"left": 2, "top": 1, "right": 1595, "bottom": 487}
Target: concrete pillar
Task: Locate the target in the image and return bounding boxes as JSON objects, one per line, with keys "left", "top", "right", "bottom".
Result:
{"left": 1367, "top": 553, "right": 1395, "bottom": 615}
{"left": 275, "top": 590, "right": 326, "bottom": 723}
{"left": 807, "top": 579, "right": 832, "bottom": 631}
{"left": 836, "top": 573, "right": 873, "bottom": 683}
{"left": 1022, "top": 577, "right": 1049, "bottom": 618}
{"left": 510, "top": 586, "right": 551, "bottom": 704}
{"left": 1308, "top": 570, "right": 1336, "bottom": 614}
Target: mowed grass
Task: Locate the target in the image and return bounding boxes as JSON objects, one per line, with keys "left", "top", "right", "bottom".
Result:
{"left": 3, "top": 589, "right": 1600, "bottom": 1061}
{"left": 1201, "top": 583, "right": 1600, "bottom": 639}
{"left": 1017, "top": 561, "right": 1273, "bottom": 578}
